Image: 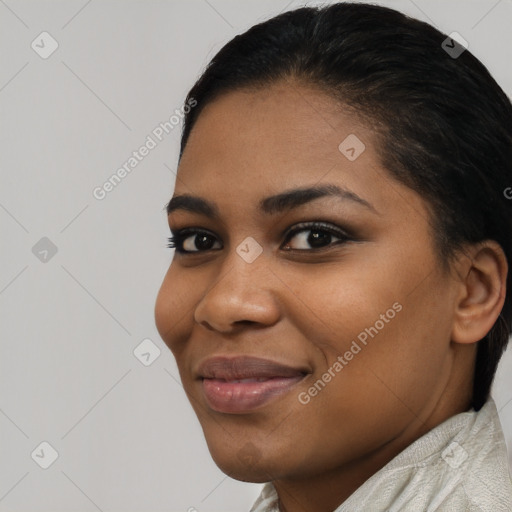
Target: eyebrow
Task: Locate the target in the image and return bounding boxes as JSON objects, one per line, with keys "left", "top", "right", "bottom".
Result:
{"left": 165, "top": 184, "right": 378, "bottom": 218}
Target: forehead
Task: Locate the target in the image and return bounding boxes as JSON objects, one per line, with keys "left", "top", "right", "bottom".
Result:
{"left": 181, "top": 81, "right": 357, "bottom": 174}
{"left": 174, "top": 82, "right": 425, "bottom": 224}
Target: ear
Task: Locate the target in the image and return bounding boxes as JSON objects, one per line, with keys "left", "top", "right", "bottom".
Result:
{"left": 451, "top": 240, "right": 508, "bottom": 344}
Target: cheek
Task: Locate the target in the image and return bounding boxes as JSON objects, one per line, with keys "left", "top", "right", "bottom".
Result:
{"left": 276, "top": 261, "right": 403, "bottom": 354}
{"left": 154, "top": 267, "right": 192, "bottom": 353}
{"left": 313, "top": 280, "right": 452, "bottom": 418}
{"left": 280, "top": 258, "right": 453, "bottom": 413}
{"left": 154, "top": 274, "right": 172, "bottom": 339}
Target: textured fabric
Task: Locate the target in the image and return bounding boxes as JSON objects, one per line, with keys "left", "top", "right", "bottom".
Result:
{"left": 249, "top": 399, "right": 512, "bottom": 511}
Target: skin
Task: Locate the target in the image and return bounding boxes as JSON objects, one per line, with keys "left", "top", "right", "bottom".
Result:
{"left": 154, "top": 79, "right": 507, "bottom": 512}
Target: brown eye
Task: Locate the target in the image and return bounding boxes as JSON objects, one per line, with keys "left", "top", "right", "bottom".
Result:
{"left": 282, "top": 222, "right": 350, "bottom": 251}
{"left": 167, "top": 229, "right": 222, "bottom": 253}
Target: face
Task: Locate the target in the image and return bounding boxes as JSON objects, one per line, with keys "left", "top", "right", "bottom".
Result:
{"left": 154, "top": 80, "right": 463, "bottom": 484}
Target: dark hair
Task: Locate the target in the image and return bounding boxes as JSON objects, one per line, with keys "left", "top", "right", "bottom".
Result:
{"left": 178, "top": 2, "right": 512, "bottom": 410}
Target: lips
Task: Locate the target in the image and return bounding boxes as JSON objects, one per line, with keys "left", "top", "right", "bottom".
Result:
{"left": 197, "top": 355, "right": 309, "bottom": 413}
{"left": 197, "top": 355, "right": 309, "bottom": 380}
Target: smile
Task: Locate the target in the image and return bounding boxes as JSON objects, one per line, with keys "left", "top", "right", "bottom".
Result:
{"left": 197, "top": 355, "right": 310, "bottom": 413}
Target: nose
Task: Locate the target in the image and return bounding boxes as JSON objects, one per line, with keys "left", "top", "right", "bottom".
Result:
{"left": 193, "top": 251, "right": 281, "bottom": 333}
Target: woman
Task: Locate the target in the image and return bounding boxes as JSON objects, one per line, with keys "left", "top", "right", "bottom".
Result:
{"left": 155, "top": 2, "right": 512, "bottom": 510}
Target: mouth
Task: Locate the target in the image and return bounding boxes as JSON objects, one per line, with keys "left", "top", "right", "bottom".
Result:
{"left": 197, "top": 355, "right": 310, "bottom": 414}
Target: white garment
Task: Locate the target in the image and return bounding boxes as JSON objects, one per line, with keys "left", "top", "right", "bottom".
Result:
{"left": 250, "top": 399, "right": 512, "bottom": 511}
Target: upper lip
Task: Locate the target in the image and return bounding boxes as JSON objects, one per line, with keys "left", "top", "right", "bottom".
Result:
{"left": 197, "top": 355, "right": 310, "bottom": 380}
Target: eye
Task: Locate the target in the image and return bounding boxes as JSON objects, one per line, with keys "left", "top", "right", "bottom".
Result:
{"left": 281, "top": 222, "right": 350, "bottom": 251}
{"left": 167, "top": 228, "right": 222, "bottom": 253}
{"left": 167, "top": 221, "right": 351, "bottom": 255}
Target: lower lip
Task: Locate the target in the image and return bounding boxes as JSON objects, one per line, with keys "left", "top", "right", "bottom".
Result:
{"left": 201, "top": 375, "right": 306, "bottom": 413}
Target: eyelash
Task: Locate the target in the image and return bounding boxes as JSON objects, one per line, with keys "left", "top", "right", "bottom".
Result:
{"left": 166, "top": 221, "right": 352, "bottom": 254}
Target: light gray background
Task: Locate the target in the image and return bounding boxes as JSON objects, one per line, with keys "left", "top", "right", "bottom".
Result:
{"left": 1, "top": 0, "right": 511, "bottom": 511}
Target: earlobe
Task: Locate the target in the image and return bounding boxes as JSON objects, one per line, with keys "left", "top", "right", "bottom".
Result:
{"left": 451, "top": 241, "right": 508, "bottom": 345}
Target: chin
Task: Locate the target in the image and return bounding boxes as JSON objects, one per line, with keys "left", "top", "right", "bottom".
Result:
{"left": 219, "top": 465, "right": 274, "bottom": 484}
{"left": 206, "top": 441, "right": 282, "bottom": 483}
